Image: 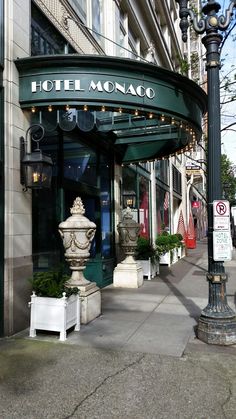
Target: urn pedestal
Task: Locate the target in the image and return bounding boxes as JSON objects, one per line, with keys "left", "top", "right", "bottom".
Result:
{"left": 59, "top": 197, "right": 101, "bottom": 324}
{"left": 113, "top": 208, "right": 143, "bottom": 288}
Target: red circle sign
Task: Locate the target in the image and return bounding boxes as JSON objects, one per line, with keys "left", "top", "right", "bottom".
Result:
{"left": 216, "top": 201, "right": 227, "bottom": 215}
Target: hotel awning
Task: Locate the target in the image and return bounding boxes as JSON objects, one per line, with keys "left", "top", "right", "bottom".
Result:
{"left": 15, "top": 55, "right": 207, "bottom": 163}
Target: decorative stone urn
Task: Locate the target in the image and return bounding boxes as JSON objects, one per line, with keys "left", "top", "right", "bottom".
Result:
{"left": 118, "top": 207, "right": 141, "bottom": 260}
{"left": 58, "top": 197, "right": 101, "bottom": 324}
{"left": 113, "top": 207, "right": 143, "bottom": 288}
{"left": 58, "top": 197, "right": 96, "bottom": 287}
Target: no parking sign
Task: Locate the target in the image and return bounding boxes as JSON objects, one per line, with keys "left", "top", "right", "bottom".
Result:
{"left": 213, "top": 200, "right": 232, "bottom": 261}
{"left": 213, "top": 200, "right": 230, "bottom": 231}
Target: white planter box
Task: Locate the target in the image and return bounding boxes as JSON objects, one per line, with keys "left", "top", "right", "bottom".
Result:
{"left": 178, "top": 246, "right": 186, "bottom": 259}
{"left": 172, "top": 248, "right": 178, "bottom": 264}
{"left": 159, "top": 249, "right": 178, "bottom": 265}
{"left": 159, "top": 251, "right": 171, "bottom": 266}
{"left": 138, "top": 258, "right": 159, "bottom": 280}
{"left": 29, "top": 292, "right": 80, "bottom": 341}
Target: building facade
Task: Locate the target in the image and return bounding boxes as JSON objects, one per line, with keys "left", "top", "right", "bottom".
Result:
{"left": 1, "top": 0, "right": 206, "bottom": 336}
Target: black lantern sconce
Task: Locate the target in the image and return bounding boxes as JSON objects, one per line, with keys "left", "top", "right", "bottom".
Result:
{"left": 123, "top": 190, "right": 136, "bottom": 209}
{"left": 20, "top": 124, "right": 53, "bottom": 190}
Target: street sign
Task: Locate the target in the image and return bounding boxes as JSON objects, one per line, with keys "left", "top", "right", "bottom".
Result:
{"left": 213, "top": 200, "right": 230, "bottom": 231}
{"left": 213, "top": 231, "right": 232, "bottom": 261}
{"left": 213, "top": 200, "right": 230, "bottom": 216}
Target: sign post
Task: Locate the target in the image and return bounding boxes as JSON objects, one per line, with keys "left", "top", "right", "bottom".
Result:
{"left": 213, "top": 200, "right": 232, "bottom": 261}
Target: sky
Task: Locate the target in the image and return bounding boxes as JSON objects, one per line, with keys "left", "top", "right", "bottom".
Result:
{"left": 217, "top": 1, "right": 236, "bottom": 165}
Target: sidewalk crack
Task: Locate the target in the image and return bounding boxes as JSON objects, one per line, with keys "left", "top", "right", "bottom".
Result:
{"left": 63, "top": 354, "right": 145, "bottom": 419}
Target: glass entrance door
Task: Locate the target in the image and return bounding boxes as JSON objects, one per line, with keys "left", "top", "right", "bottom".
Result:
{"left": 32, "top": 129, "right": 115, "bottom": 288}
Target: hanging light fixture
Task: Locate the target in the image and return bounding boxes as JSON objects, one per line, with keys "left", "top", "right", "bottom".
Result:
{"left": 20, "top": 124, "right": 53, "bottom": 190}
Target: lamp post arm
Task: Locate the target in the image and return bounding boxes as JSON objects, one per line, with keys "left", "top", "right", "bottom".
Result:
{"left": 218, "top": 1, "right": 236, "bottom": 29}
{"left": 177, "top": 1, "right": 236, "bottom": 42}
{"left": 188, "top": 9, "right": 206, "bottom": 35}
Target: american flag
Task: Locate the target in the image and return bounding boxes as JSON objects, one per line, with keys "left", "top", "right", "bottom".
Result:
{"left": 163, "top": 192, "right": 169, "bottom": 211}
{"left": 177, "top": 210, "right": 186, "bottom": 240}
{"left": 187, "top": 210, "right": 195, "bottom": 239}
{"left": 157, "top": 209, "right": 162, "bottom": 233}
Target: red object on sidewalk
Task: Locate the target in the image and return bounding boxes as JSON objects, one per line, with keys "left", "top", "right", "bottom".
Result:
{"left": 186, "top": 236, "right": 196, "bottom": 249}
{"left": 186, "top": 210, "right": 196, "bottom": 249}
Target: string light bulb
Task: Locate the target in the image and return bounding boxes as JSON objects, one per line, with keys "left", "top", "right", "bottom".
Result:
{"left": 31, "top": 106, "right": 36, "bottom": 113}
{"left": 83, "top": 104, "right": 88, "bottom": 111}
{"left": 101, "top": 106, "right": 106, "bottom": 112}
{"left": 161, "top": 114, "right": 165, "bottom": 122}
{"left": 48, "top": 105, "right": 52, "bottom": 112}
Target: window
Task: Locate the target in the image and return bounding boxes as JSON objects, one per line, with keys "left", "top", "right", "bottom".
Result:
{"left": 92, "top": 0, "right": 102, "bottom": 34}
{"left": 122, "top": 166, "right": 150, "bottom": 237}
{"left": 31, "top": 3, "right": 76, "bottom": 56}
{"left": 128, "top": 28, "right": 138, "bottom": 59}
{"left": 69, "top": 0, "right": 103, "bottom": 43}
{"left": 68, "top": 0, "right": 87, "bottom": 22}
{"left": 155, "top": 160, "right": 169, "bottom": 185}
{"left": 172, "top": 165, "right": 182, "bottom": 195}
{"left": 119, "top": 10, "right": 127, "bottom": 57}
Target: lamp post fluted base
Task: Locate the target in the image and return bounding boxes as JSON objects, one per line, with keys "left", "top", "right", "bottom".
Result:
{"left": 197, "top": 279, "right": 236, "bottom": 345}
{"left": 197, "top": 316, "right": 236, "bottom": 345}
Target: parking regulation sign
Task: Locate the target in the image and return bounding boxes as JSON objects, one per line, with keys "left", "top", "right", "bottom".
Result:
{"left": 213, "top": 200, "right": 230, "bottom": 231}
{"left": 213, "top": 231, "right": 232, "bottom": 261}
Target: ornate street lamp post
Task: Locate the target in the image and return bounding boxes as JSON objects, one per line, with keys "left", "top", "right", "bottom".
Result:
{"left": 176, "top": 0, "right": 236, "bottom": 344}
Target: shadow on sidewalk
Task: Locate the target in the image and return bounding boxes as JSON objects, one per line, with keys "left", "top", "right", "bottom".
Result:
{"left": 157, "top": 245, "right": 208, "bottom": 321}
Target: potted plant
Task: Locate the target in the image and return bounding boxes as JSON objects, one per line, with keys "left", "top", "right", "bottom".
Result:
{"left": 155, "top": 233, "right": 172, "bottom": 266}
{"left": 174, "top": 233, "right": 185, "bottom": 258}
{"left": 28, "top": 266, "right": 80, "bottom": 341}
{"left": 135, "top": 236, "right": 159, "bottom": 279}
{"left": 156, "top": 233, "right": 185, "bottom": 265}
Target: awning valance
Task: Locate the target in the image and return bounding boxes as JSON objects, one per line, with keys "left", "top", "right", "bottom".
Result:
{"left": 15, "top": 55, "right": 207, "bottom": 163}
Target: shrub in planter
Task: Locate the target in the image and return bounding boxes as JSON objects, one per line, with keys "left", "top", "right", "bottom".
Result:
{"left": 155, "top": 234, "right": 172, "bottom": 256}
{"left": 29, "top": 266, "right": 79, "bottom": 298}
{"left": 135, "top": 237, "right": 158, "bottom": 262}
{"left": 28, "top": 266, "right": 80, "bottom": 341}
{"left": 135, "top": 237, "right": 159, "bottom": 279}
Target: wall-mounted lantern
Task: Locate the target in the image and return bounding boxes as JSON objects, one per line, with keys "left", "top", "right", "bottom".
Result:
{"left": 20, "top": 124, "right": 53, "bottom": 190}
{"left": 123, "top": 190, "right": 136, "bottom": 208}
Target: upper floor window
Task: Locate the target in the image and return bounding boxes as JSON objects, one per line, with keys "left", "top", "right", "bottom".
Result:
{"left": 69, "top": 0, "right": 103, "bottom": 43}
{"left": 31, "top": 4, "right": 76, "bottom": 56}
{"left": 172, "top": 165, "right": 182, "bottom": 195}
{"left": 128, "top": 28, "right": 138, "bottom": 59}
{"left": 68, "top": 0, "right": 86, "bottom": 22}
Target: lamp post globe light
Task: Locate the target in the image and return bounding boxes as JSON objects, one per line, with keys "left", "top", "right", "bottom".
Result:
{"left": 176, "top": 0, "right": 236, "bottom": 345}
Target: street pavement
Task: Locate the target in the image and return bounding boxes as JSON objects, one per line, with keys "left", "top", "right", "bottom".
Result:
{"left": 1, "top": 239, "right": 236, "bottom": 418}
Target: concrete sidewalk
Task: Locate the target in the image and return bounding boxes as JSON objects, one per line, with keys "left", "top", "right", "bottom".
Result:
{"left": 1, "top": 239, "right": 236, "bottom": 419}
{"left": 17, "top": 239, "right": 236, "bottom": 357}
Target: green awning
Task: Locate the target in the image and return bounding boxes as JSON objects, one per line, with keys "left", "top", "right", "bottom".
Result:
{"left": 15, "top": 54, "right": 207, "bottom": 162}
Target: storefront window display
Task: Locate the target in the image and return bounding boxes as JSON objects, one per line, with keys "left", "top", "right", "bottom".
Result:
{"left": 122, "top": 166, "right": 150, "bottom": 238}
{"left": 156, "top": 185, "right": 170, "bottom": 233}
{"left": 32, "top": 129, "right": 113, "bottom": 271}
{"left": 139, "top": 176, "right": 149, "bottom": 238}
